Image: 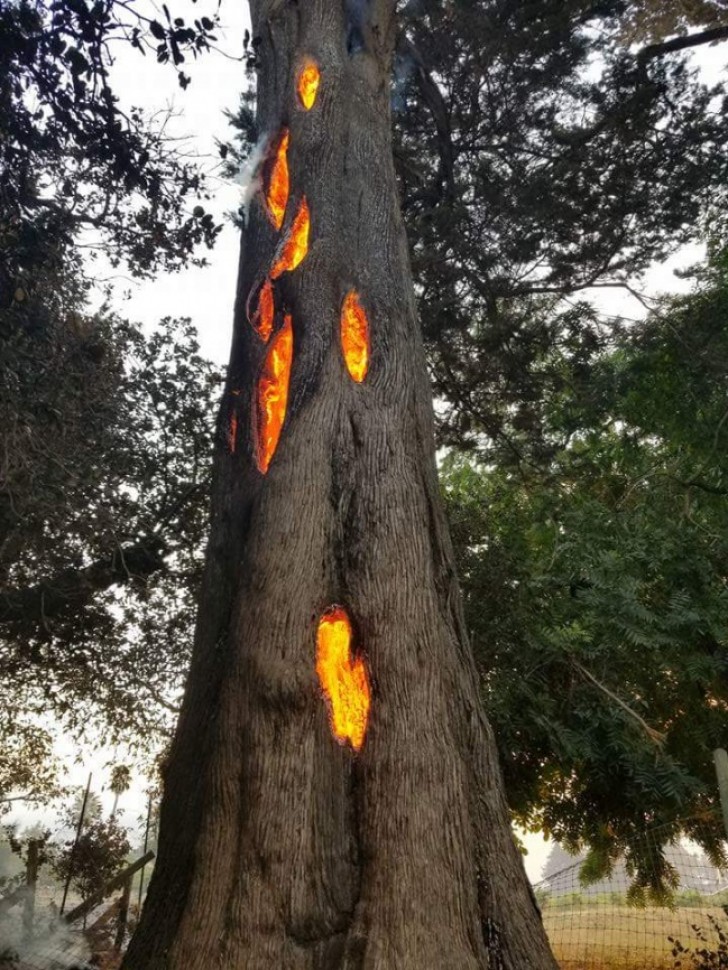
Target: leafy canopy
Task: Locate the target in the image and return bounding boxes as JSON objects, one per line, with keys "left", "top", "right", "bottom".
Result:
{"left": 443, "top": 247, "right": 728, "bottom": 889}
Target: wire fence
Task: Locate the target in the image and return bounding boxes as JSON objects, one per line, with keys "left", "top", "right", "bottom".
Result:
{"left": 535, "top": 817, "right": 728, "bottom": 970}
{"left": 2, "top": 819, "right": 727, "bottom": 969}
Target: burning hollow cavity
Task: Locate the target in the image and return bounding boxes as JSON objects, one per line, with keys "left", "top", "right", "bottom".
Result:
{"left": 265, "top": 129, "right": 290, "bottom": 230}
{"left": 340, "top": 289, "right": 370, "bottom": 383}
{"left": 316, "top": 606, "right": 371, "bottom": 751}
{"left": 255, "top": 314, "right": 293, "bottom": 473}
{"left": 297, "top": 59, "right": 321, "bottom": 110}
{"left": 272, "top": 198, "right": 310, "bottom": 278}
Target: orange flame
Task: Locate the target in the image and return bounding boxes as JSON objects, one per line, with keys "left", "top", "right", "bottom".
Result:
{"left": 316, "top": 606, "right": 371, "bottom": 752}
{"left": 271, "top": 198, "right": 310, "bottom": 278}
{"left": 297, "top": 59, "right": 320, "bottom": 110}
{"left": 250, "top": 278, "right": 274, "bottom": 342}
{"left": 266, "top": 130, "right": 289, "bottom": 229}
{"left": 340, "top": 290, "right": 370, "bottom": 383}
{"left": 255, "top": 315, "right": 293, "bottom": 473}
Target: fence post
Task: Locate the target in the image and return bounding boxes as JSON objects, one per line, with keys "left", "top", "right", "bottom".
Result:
{"left": 137, "top": 794, "right": 152, "bottom": 911}
{"left": 60, "top": 772, "right": 92, "bottom": 915}
{"left": 713, "top": 748, "right": 728, "bottom": 840}
{"left": 114, "top": 875, "right": 132, "bottom": 952}
{"left": 22, "top": 839, "right": 39, "bottom": 939}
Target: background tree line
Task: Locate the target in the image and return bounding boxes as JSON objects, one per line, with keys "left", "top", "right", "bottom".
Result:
{"left": 1, "top": 0, "right": 727, "bottom": 892}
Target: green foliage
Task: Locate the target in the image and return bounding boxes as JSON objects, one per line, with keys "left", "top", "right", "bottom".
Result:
{"left": 0, "top": 0, "right": 225, "bottom": 791}
{"left": 0, "top": 0, "right": 222, "bottom": 306}
{"left": 51, "top": 814, "right": 131, "bottom": 905}
{"left": 442, "top": 248, "right": 728, "bottom": 886}
{"left": 0, "top": 307, "right": 221, "bottom": 780}
{"left": 393, "top": 0, "right": 728, "bottom": 452}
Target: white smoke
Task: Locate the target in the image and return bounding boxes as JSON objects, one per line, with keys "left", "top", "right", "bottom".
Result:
{"left": 0, "top": 900, "right": 91, "bottom": 969}
{"left": 235, "top": 132, "right": 270, "bottom": 222}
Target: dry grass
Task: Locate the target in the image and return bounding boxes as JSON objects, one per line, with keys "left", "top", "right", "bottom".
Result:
{"left": 543, "top": 902, "right": 727, "bottom": 970}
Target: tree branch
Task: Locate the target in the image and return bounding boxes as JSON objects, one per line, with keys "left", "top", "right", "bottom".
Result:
{"left": 572, "top": 660, "right": 666, "bottom": 746}
{"left": 398, "top": 37, "right": 456, "bottom": 202}
{"left": 0, "top": 540, "right": 166, "bottom": 628}
{"left": 637, "top": 24, "right": 728, "bottom": 61}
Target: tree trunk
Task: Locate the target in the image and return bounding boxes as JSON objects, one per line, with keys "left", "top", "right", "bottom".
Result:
{"left": 123, "top": 2, "right": 559, "bottom": 968}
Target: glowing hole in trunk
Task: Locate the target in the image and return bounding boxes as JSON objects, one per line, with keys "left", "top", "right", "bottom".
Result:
{"left": 297, "top": 60, "right": 320, "bottom": 110}
{"left": 316, "top": 606, "right": 370, "bottom": 752}
{"left": 250, "top": 278, "right": 275, "bottom": 343}
{"left": 255, "top": 314, "right": 293, "bottom": 473}
{"left": 340, "top": 290, "right": 370, "bottom": 383}
{"left": 271, "top": 198, "right": 310, "bottom": 278}
{"left": 266, "top": 130, "right": 289, "bottom": 230}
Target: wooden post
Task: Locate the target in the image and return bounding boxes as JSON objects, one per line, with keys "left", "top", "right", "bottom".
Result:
{"left": 137, "top": 795, "right": 152, "bottom": 911}
{"left": 114, "top": 876, "right": 132, "bottom": 952}
{"left": 60, "top": 772, "right": 92, "bottom": 915}
{"left": 64, "top": 850, "right": 155, "bottom": 925}
{"left": 714, "top": 748, "right": 728, "bottom": 840}
{"left": 22, "top": 839, "right": 39, "bottom": 939}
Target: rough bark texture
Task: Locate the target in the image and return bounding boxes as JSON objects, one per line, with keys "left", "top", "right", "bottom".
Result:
{"left": 124, "top": 2, "right": 559, "bottom": 968}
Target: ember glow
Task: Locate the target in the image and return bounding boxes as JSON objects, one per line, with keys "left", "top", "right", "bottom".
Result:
{"left": 271, "top": 197, "right": 310, "bottom": 278}
{"left": 340, "top": 290, "right": 370, "bottom": 383}
{"left": 266, "top": 129, "right": 290, "bottom": 229}
{"left": 251, "top": 278, "right": 274, "bottom": 343}
{"left": 255, "top": 315, "right": 293, "bottom": 473}
{"left": 297, "top": 59, "right": 320, "bottom": 110}
{"left": 316, "top": 606, "right": 371, "bottom": 751}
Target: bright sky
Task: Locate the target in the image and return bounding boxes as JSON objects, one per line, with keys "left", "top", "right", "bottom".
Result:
{"left": 87, "top": 0, "right": 252, "bottom": 366}
{"left": 7, "top": 7, "right": 728, "bottom": 886}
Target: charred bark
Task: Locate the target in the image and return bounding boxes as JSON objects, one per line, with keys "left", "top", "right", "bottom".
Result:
{"left": 124, "top": 2, "right": 558, "bottom": 968}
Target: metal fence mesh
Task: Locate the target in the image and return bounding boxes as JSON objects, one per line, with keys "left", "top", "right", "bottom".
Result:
{"left": 535, "top": 819, "right": 728, "bottom": 970}
{"left": 2, "top": 822, "right": 727, "bottom": 969}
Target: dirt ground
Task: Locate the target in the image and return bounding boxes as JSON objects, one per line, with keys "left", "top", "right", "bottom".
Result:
{"left": 544, "top": 902, "right": 727, "bottom": 970}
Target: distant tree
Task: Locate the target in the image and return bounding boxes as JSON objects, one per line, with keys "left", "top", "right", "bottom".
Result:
{"left": 395, "top": 0, "right": 728, "bottom": 451}
{"left": 0, "top": 0, "right": 226, "bottom": 792}
{"left": 52, "top": 815, "right": 131, "bottom": 910}
{"left": 443, "top": 246, "right": 728, "bottom": 890}
{"left": 0, "top": 310, "right": 220, "bottom": 776}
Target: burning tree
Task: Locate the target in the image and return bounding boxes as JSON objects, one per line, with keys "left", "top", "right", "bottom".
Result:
{"left": 124, "top": 2, "right": 558, "bottom": 967}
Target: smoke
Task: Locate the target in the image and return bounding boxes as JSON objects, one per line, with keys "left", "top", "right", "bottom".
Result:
{"left": 0, "top": 902, "right": 91, "bottom": 970}
{"left": 234, "top": 132, "right": 270, "bottom": 224}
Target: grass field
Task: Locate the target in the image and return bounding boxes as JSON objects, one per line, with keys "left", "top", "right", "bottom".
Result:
{"left": 543, "top": 902, "right": 727, "bottom": 970}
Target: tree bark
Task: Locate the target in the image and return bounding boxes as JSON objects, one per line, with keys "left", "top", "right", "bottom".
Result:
{"left": 124, "top": 2, "right": 558, "bottom": 968}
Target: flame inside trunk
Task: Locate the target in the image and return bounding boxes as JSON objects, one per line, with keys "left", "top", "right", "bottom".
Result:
{"left": 316, "top": 606, "right": 371, "bottom": 751}
{"left": 250, "top": 278, "right": 275, "bottom": 343}
{"left": 271, "top": 198, "right": 310, "bottom": 278}
{"left": 297, "top": 60, "right": 321, "bottom": 110}
{"left": 255, "top": 314, "right": 293, "bottom": 473}
{"left": 266, "top": 130, "right": 290, "bottom": 230}
{"left": 340, "top": 290, "right": 370, "bottom": 383}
